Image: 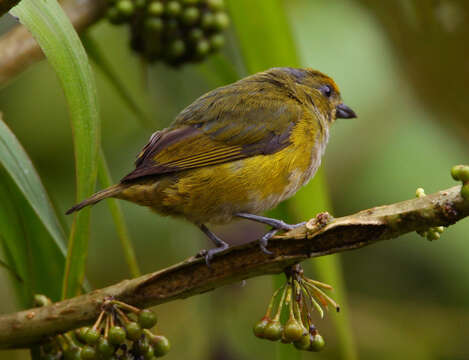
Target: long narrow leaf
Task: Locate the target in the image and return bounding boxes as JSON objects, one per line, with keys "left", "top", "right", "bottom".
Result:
{"left": 11, "top": 0, "right": 100, "bottom": 299}
{"left": 227, "top": 1, "right": 357, "bottom": 359}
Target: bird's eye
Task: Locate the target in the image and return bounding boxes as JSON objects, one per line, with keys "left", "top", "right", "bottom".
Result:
{"left": 320, "top": 85, "right": 333, "bottom": 98}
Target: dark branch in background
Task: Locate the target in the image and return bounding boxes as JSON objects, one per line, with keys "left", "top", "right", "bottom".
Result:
{"left": 0, "top": 0, "right": 20, "bottom": 17}
{"left": 0, "top": 185, "right": 467, "bottom": 349}
{"left": 0, "top": 0, "right": 107, "bottom": 86}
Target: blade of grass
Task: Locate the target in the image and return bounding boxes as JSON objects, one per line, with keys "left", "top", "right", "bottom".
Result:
{"left": 226, "top": 1, "right": 357, "bottom": 359}
{"left": 11, "top": 0, "right": 100, "bottom": 299}
{"left": 0, "top": 114, "right": 66, "bottom": 305}
{"left": 98, "top": 150, "right": 141, "bottom": 278}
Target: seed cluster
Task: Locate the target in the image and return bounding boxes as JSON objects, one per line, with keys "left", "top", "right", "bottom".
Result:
{"left": 253, "top": 265, "right": 339, "bottom": 352}
{"left": 38, "top": 297, "right": 169, "bottom": 360}
{"left": 105, "top": 0, "right": 229, "bottom": 66}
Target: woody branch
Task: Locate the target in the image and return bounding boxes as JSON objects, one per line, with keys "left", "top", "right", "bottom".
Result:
{"left": 0, "top": 185, "right": 467, "bottom": 349}
{"left": 0, "top": 0, "right": 107, "bottom": 86}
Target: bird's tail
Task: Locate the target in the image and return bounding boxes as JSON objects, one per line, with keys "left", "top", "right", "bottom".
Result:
{"left": 66, "top": 184, "right": 124, "bottom": 215}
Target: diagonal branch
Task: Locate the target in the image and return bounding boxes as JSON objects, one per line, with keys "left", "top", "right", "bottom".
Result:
{"left": 0, "top": 0, "right": 107, "bottom": 86}
{"left": 0, "top": 185, "right": 468, "bottom": 349}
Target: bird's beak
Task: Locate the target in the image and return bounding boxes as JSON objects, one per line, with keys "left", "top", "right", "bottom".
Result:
{"left": 336, "top": 103, "right": 357, "bottom": 119}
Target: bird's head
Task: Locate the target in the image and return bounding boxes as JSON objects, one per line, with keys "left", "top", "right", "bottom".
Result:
{"left": 271, "top": 67, "right": 357, "bottom": 123}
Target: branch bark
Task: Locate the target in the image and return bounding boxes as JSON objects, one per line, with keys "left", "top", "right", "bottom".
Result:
{"left": 0, "top": 185, "right": 467, "bottom": 349}
{"left": 0, "top": 0, "right": 107, "bottom": 86}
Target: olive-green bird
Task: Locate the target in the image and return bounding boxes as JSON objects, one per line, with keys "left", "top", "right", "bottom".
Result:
{"left": 67, "top": 67, "right": 356, "bottom": 263}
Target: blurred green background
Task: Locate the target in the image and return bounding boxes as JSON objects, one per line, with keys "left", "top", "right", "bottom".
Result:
{"left": 1, "top": 0, "right": 469, "bottom": 359}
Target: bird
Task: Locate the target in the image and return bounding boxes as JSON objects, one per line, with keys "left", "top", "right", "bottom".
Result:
{"left": 66, "top": 67, "right": 356, "bottom": 264}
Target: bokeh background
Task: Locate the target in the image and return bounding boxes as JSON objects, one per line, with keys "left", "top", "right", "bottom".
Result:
{"left": 1, "top": 0, "right": 469, "bottom": 359}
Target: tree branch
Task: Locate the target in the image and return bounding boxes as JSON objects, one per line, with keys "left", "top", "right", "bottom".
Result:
{"left": 0, "top": 185, "right": 467, "bottom": 349}
{"left": 0, "top": 0, "right": 107, "bottom": 86}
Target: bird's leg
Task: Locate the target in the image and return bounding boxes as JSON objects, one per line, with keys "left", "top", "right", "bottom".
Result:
{"left": 198, "top": 224, "right": 229, "bottom": 266}
{"left": 236, "top": 213, "right": 306, "bottom": 254}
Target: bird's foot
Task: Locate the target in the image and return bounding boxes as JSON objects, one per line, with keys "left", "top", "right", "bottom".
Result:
{"left": 197, "top": 243, "right": 229, "bottom": 266}
{"left": 198, "top": 224, "right": 230, "bottom": 266}
{"left": 236, "top": 213, "right": 306, "bottom": 254}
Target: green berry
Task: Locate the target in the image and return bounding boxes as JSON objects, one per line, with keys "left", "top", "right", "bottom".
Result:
{"left": 75, "top": 327, "right": 90, "bottom": 344}
{"left": 64, "top": 346, "right": 81, "bottom": 360}
{"left": 84, "top": 328, "right": 100, "bottom": 345}
{"left": 212, "top": 12, "right": 229, "bottom": 30}
{"left": 147, "top": 1, "right": 164, "bottom": 16}
{"left": 309, "top": 333, "right": 325, "bottom": 352}
{"left": 283, "top": 318, "right": 304, "bottom": 342}
{"left": 181, "top": 7, "right": 200, "bottom": 25}
{"left": 264, "top": 320, "right": 283, "bottom": 341}
{"left": 182, "top": 0, "right": 199, "bottom": 4}
{"left": 151, "top": 335, "right": 170, "bottom": 357}
{"left": 116, "top": 0, "right": 135, "bottom": 16}
{"left": 209, "top": 33, "right": 224, "bottom": 50}
{"left": 138, "top": 309, "right": 158, "bottom": 329}
{"left": 459, "top": 166, "right": 469, "bottom": 182}
{"left": 166, "top": 1, "right": 182, "bottom": 17}
{"left": 196, "top": 39, "right": 210, "bottom": 56}
{"left": 293, "top": 331, "right": 310, "bottom": 350}
{"left": 81, "top": 345, "right": 97, "bottom": 360}
{"left": 145, "top": 17, "right": 164, "bottom": 32}
{"left": 207, "top": 0, "right": 225, "bottom": 11}
{"left": 462, "top": 184, "right": 469, "bottom": 200}
{"left": 126, "top": 322, "right": 143, "bottom": 341}
{"left": 168, "top": 40, "right": 186, "bottom": 58}
{"left": 188, "top": 28, "right": 203, "bottom": 42}
{"left": 108, "top": 326, "right": 126, "bottom": 345}
{"left": 426, "top": 230, "right": 440, "bottom": 241}
{"left": 253, "top": 317, "right": 269, "bottom": 338}
{"left": 97, "top": 338, "right": 115, "bottom": 359}
{"left": 201, "top": 13, "right": 214, "bottom": 28}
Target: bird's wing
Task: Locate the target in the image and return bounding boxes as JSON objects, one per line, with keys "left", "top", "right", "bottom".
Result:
{"left": 121, "top": 84, "right": 303, "bottom": 182}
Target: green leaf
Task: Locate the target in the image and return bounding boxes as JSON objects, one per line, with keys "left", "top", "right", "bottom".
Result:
{"left": 0, "top": 116, "right": 66, "bottom": 306}
{"left": 227, "top": 1, "right": 357, "bottom": 359}
{"left": 11, "top": 0, "right": 100, "bottom": 299}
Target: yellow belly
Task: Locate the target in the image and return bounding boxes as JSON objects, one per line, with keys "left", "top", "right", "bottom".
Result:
{"left": 118, "top": 121, "right": 326, "bottom": 225}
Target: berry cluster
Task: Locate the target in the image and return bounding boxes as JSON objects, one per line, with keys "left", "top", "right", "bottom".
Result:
{"left": 451, "top": 165, "right": 469, "bottom": 200}
{"left": 38, "top": 298, "right": 169, "bottom": 360}
{"left": 415, "top": 187, "right": 445, "bottom": 241}
{"left": 105, "top": 0, "right": 229, "bottom": 66}
{"left": 253, "top": 265, "right": 339, "bottom": 352}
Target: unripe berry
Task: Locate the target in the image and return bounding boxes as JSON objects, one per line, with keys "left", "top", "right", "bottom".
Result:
{"left": 126, "top": 322, "right": 143, "bottom": 341}
{"left": 150, "top": 335, "right": 170, "bottom": 357}
{"left": 459, "top": 166, "right": 469, "bottom": 182}
{"left": 181, "top": 7, "right": 200, "bottom": 25}
{"left": 138, "top": 309, "right": 158, "bottom": 329}
{"left": 283, "top": 318, "right": 304, "bottom": 342}
{"left": 209, "top": 34, "right": 224, "bottom": 50}
{"left": 116, "top": 0, "right": 134, "bottom": 16}
{"left": 144, "top": 17, "right": 164, "bottom": 32}
{"left": 253, "top": 317, "right": 269, "bottom": 338}
{"left": 108, "top": 326, "right": 126, "bottom": 345}
{"left": 293, "top": 331, "right": 310, "bottom": 350}
{"left": 97, "top": 338, "right": 115, "bottom": 359}
{"left": 84, "top": 328, "right": 100, "bottom": 345}
{"left": 263, "top": 320, "right": 283, "bottom": 341}
{"left": 207, "top": 0, "right": 225, "bottom": 11}
{"left": 80, "top": 345, "right": 97, "bottom": 360}
{"left": 147, "top": 1, "right": 164, "bottom": 16}
{"left": 196, "top": 39, "right": 210, "bottom": 57}
{"left": 165, "top": 1, "right": 182, "bottom": 17}
{"left": 212, "top": 12, "right": 230, "bottom": 30}
{"left": 309, "top": 333, "right": 325, "bottom": 352}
